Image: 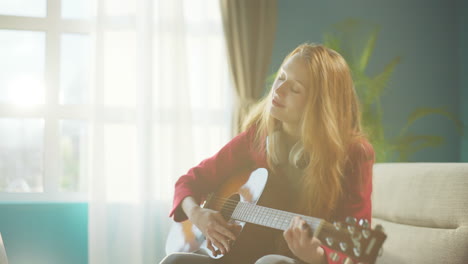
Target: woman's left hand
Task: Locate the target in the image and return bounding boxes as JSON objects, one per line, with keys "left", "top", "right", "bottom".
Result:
{"left": 283, "top": 216, "right": 326, "bottom": 264}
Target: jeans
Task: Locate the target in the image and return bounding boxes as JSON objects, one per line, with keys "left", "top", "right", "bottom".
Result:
{"left": 159, "top": 252, "right": 301, "bottom": 264}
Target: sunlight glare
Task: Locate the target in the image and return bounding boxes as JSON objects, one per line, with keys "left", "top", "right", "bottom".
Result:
{"left": 6, "top": 74, "right": 45, "bottom": 107}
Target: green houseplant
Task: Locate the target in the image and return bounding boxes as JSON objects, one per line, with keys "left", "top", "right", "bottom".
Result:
{"left": 322, "top": 18, "right": 463, "bottom": 162}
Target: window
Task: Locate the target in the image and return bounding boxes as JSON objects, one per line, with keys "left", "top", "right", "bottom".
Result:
{"left": 0, "top": 0, "right": 232, "bottom": 201}
{"left": 0, "top": 1, "right": 92, "bottom": 201}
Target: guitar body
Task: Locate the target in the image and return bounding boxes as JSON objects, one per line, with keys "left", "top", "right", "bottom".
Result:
{"left": 165, "top": 168, "right": 290, "bottom": 264}
{"left": 166, "top": 168, "right": 388, "bottom": 264}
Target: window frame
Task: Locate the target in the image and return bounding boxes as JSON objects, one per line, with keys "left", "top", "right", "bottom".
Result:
{"left": 0, "top": 0, "right": 93, "bottom": 201}
{"left": 0, "top": 0, "right": 233, "bottom": 202}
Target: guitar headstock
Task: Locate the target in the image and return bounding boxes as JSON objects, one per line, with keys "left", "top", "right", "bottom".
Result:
{"left": 315, "top": 217, "right": 387, "bottom": 264}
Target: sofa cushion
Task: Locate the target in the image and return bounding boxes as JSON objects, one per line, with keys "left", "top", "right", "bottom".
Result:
{"left": 372, "top": 163, "right": 468, "bottom": 264}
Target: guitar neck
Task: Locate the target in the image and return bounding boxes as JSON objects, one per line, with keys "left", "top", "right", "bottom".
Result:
{"left": 230, "top": 201, "right": 323, "bottom": 232}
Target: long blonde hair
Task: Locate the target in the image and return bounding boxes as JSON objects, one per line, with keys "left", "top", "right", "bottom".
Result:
{"left": 243, "top": 43, "right": 367, "bottom": 220}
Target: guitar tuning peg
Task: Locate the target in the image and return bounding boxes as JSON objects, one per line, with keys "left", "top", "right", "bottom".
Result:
{"left": 362, "top": 228, "right": 371, "bottom": 239}
{"left": 353, "top": 245, "right": 361, "bottom": 257}
{"left": 339, "top": 241, "right": 348, "bottom": 252}
{"left": 334, "top": 221, "right": 342, "bottom": 230}
{"left": 358, "top": 218, "right": 369, "bottom": 228}
{"left": 352, "top": 231, "right": 362, "bottom": 241}
{"left": 345, "top": 216, "right": 357, "bottom": 225}
{"left": 329, "top": 252, "right": 340, "bottom": 261}
{"left": 343, "top": 257, "right": 355, "bottom": 264}
{"left": 325, "top": 237, "right": 334, "bottom": 246}
{"left": 347, "top": 225, "right": 355, "bottom": 234}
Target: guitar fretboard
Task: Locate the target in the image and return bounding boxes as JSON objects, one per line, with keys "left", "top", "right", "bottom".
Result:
{"left": 229, "top": 201, "right": 322, "bottom": 231}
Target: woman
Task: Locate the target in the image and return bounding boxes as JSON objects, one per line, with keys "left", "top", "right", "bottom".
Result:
{"left": 161, "top": 43, "right": 374, "bottom": 264}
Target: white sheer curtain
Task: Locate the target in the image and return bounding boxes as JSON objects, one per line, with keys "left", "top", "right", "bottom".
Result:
{"left": 88, "top": 0, "right": 232, "bottom": 263}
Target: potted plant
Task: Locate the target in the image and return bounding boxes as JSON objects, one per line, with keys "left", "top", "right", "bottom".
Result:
{"left": 323, "top": 18, "right": 463, "bottom": 162}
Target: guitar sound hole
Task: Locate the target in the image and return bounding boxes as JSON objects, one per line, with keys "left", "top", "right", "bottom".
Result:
{"left": 220, "top": 194, "right": 240, "bottom": 220}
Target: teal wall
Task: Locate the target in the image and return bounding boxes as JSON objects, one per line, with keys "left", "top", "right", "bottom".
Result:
{"left": 459, "top": 0, "right": 468, "bottom": 162}
{"left": 0, "top": 202, "right": 173, "bottom": 264}
{"left": 271, "top": 0, "right": 462, "bottom": 162}
{"left": 0, "top": 203, "right": 87, "bottom": 264}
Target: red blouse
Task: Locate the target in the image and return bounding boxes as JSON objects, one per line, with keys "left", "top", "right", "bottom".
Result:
{"left": 169, "top": 126, "right": 375, "bottom": 264}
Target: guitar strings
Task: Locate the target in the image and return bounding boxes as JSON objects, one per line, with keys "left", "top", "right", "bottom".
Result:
{"left": 206, "top": 195, "right": 289, "bottom": 215}
{"left": 201, "top": 196, "right": 378, "bottom": 262}
{"left": 205, "top": 195, "right": 322, "bottom": 227}
{"left": 204, "top": 195, "right": 375, "bottom": 237}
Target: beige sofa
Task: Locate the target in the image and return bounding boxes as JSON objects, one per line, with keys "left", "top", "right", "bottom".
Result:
{"left": 372, "top": 163, "right": 468, "bottom": 264}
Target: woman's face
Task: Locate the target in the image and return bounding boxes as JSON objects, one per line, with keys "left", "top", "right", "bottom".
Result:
{"left": 269, "top": 53, "right": 310, "bottom": 126}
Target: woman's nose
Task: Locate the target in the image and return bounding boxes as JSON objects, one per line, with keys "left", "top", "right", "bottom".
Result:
{"left": 274, "top": 83, "right": 287, "bottom": 95}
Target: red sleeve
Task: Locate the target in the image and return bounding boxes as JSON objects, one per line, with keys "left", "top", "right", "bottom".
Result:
{"left": 169, "top": 127, "right": 257, "bottom": 222}
{"left": 321, "top": 140, "right": 375, "bottom": 264}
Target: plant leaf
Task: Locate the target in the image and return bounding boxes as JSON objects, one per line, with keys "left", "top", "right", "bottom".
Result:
{"left": 332, "top": 18, "right": 360, "bottom": 34}
{"left": 358, "top": 28, "right": 379, "bottom": 72}
{"left": 264, "top": 71, "right": 278, "bottom": 94}
{"left": 364, "top": 56, "right": 401, "bottom": 105}
{"left": 399, "top": 107, "right": 464, "bottom": 136}
{"left": 323, "top": 33, "right": 342, "bottom": 52}
{"left": 394, "top": 134, "right": 445, "bottom": 161}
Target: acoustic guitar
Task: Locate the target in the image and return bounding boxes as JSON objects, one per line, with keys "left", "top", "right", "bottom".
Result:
{"left": 165, "top": 168, "right": 386, "bottom": 264}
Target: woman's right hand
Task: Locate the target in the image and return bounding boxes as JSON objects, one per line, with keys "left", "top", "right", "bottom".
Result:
{"left": 188, "top": 206, "right": 237, "bottom": 256}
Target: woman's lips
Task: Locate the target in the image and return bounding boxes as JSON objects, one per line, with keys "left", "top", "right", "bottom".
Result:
{"left": 272, "top": 98, "right": 285, "bottom": 108}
